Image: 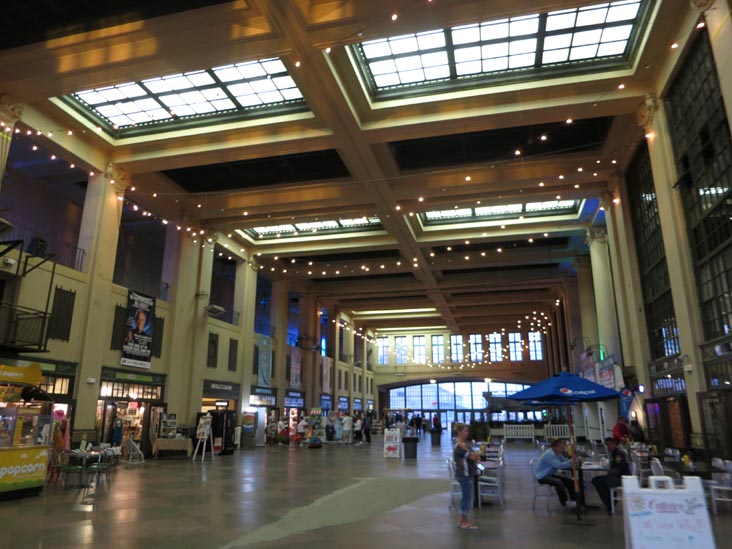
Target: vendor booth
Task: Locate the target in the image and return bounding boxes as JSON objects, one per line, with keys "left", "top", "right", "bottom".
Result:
{"left": 0, "top": 362, "right": 54, "bottom": 497}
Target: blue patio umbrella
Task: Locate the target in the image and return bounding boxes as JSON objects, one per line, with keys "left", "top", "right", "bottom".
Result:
{"left": 508, "top": 372, "right": 620, "bottom": 524}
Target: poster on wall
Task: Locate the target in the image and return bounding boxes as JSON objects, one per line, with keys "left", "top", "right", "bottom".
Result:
{"left": 121, "top": 290, "right": 155, "bottom": 369}
{"left": 290, "top": 347, "right": 302, "bottom": 388}
{"left": 258, "top": 334, "right": 273, "bottom": 387}
{"left": 322, "top": 356, "right": 332, "bottom": 393}
{"left": 598, "top": 356, "right": 617, "bottom": 390}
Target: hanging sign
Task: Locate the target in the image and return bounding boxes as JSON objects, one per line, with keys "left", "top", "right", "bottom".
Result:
{"left": 290, "top": 347, "right": 302, "bottom": 388}
{"left": 618, "top": 387, "right": 635, "bottom": 419}
{"left": 0, "top": 362, "right": 42, "bottom": 386}
{"left": 121, "top": 291, "right": 155, "bottom": 369}
{"left": 258, "top": 334, "right": 273, "bottom": 387}
{"left": 321, "top": 356, "right": 332, "bottom": 393}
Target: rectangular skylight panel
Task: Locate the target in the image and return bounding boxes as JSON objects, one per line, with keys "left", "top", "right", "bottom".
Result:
{"left": 169, "top": 105, "right": 195, "bottom": 116}
{"left": 75, "top": 91, "right": 106, "bottom": 105}
{"left": 296, "top": 221, "right": 339, "bottom": 230}
{"left": 340, "top": 217, "right": 370, "bottom": 227}
{"left": 542, "top": 49, "right": 569, "bottom": 64}
{"left": 509, "top": 15, "right": 539, "bottom": 37}
{"left": 606, "top": 1, "right": 640, "bottom": 22}
{"left": 509, "top": 53, "right": 535, "bottom": 68}
{"left": 261, "top": 59, "right": 287, "bottom": 74}
{"left": 250, "top": 79, "right": 277, "bottom": 93}
{"left": 115, "top": 101, "right": 139, "bottom": 114}
{"left": 483, "top": 58, "right": 509, "bottom": 72}
{"left": 128, "top": 111, "right": 151, "bottom": 123}
{"left": 118, "top": 84, "right": 146, "bottom": 98}
{"left": 211, "top": 99, "right": 236, "bottom": 111}
{"left": 272, "top": 76, "right": 296, "bottom": 90}
{"left": 142, "top": 78, "right": 173, "bottom": 93}
{"left": 544, "top": 34, "right": 572, "bottom": 50}
{"left": 186, "top": 71, "right": 215, "bottom": 87}
{"left": 212, "top": 66, "right": 243, "bottom": 82}
{"left": 179, "top": 91, "right": 206, "bottom": 105}
{"left": 597, "top": 40, "right": 627, "bottom": 56}
{"left": 159, "top": 94, "right": 185, "bottom": 107}
{"left": 135, "top": 98, "right": 162, "bottom": 111}
{"left": 370, "top": 59, "right": 397, "bottom": 75}
{"left": 510, "top": 38, "right": 537, "bottom": 55}
{"left": 525, "top": 200, "right": 575, "bottom": 211}
{"left": 235, "top": 94, "right": 262, "bottom": 107}
{"left": 390, "top": 35, "right": 419, "bottom": 55}
{"left": 455, "top": 46, "right": 481, "bottom": 63}
{"left": 425, "top": 209, "right": 473, "bottom": 219}
{"left": 373, "top": 73, "right": 401, "bottom": 87}
{"left": 476, "top": 204, "right": 523, "bottom": 215}
{"left": 424, "top": 65, "right": 451, "bottom": 79}
{"left": 108, "top": 115, "right": 131, "bottom": 127}
{"left": 572, "top": 29, "right": 603, "bottom": 47}
{"left": 416, "top": 30, "right": 446, "bottom": 50}
{"left": 483, "top": 43, "right": 508, "bottom": 59}
{"left": 452, "top": 24, "right": 481, "bottom": 45}
{"left": 97, "top": 104, "right": 122, "bottom": 117}
{"left": 257, "top": 91, "right": 284, "bottom": 103}
{"left": 226, "top": 82, "right": 254, "bottom": 96}
{"left": 148, "top": 109, "right": 172, "bottom": 120}
{"left": 601, "top": 25, "right": 632, "bottom": 42}
{"left": 457, "top": 60, "right": 483, "bottom": 75}
{"left": 570, "top": 44, "right": 599, "bottom": 59}
{"left": 395, "top": 55, "right": 423, "bottom": 72}
{"left": 98, "top": 88, "right": 126, "bottom": 102}
{"left": 201, "top": 88, "right": 227, "bottom": 101}
{"left": 253, "top": 225, "right": 296, "bottom": 235}
{"left": 192, "top": 102, "right": 216, "bottom": 114}
{"left": 421, "top": 51, "right": 448, "bottom": 67}
{"left": 399, "top": 69, "right": 426, "bottom": 83}
{"left": 546, "top": 11, "right": 577, "bottom": 31}
{"left": 576, "top": 7, "right": 608, "bottom": 27}
{"left": 165, "top": 75, "right": 195, "bottom": 90}
{"left": 362, "top": 39, "right": 392, "bottom": 59}
{"left": 238, "top": 62, "right": 267, "bottom": 79}
{"left": 280, "top": 88, "right": 303, "bottom": 100}
{"left": 479, "top": 22, "right": 508, "bottom": 42}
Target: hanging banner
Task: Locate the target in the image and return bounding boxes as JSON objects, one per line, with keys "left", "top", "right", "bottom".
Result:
{"left": 597, "top": 356, "right": 617, "bottom": 390}
{"left": 290, "top": 347, "right": 302, "bottom": 389}
{"left": 258, "top": 334, "right": 273, "bottom": 387}
{"left": 121, "top": 290, "right": 155, "bottom": 369}
{"left": 321, "top": 356, "right": 332, "bottom": 393}
{"left": 618, "top": 387, "right": 635, "bottom": 419}
{"left": 0, "top": 362, "right": 42, "bottom": 386}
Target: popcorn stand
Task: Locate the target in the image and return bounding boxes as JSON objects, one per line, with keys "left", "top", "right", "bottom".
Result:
{"left": 0, "top": 362, "right": 54, "bottom": 497}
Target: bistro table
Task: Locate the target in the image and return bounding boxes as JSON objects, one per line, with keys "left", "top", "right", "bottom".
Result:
{"left": 472, "top": 457, "right": 499, "bottom": 508}
{"left": 576, "top": 461, "right": 607, "bottom": 509}
{"left": 661, "top": 460, "right": 721, "bottom": 481}
{"left": 152, "top": 437, "right": 193, "bottom": 458}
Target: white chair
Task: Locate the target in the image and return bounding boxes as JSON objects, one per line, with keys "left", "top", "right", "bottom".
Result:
{"left": 711, "top": 460, "right": 732, "bottom": 515}
{"left": 478, "top": 459, "right": 504, "bottom": 509}
{"left": 530, "top": 458, "right": 552, "bottom": 511}
{"left": 446, "top": 458, "right": 462, "bottom": 509}
{"left": 609, "top": 463, "right": 637, "bottom": 515}
{"left": 631, "top": 451, "right": 651, "bottom": 486}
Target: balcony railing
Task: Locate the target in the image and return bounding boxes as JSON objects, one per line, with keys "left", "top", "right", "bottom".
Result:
{"left": 2, "top": 219, "right": 86, "bottom": 271}
{"left": 0, "top": 301, "right": 48, "bottom": 352}
{"left": 113, "top": 270, "right": 170, "bottom": 301}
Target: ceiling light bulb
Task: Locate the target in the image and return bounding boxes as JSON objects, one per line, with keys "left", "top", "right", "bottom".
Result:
{"left": 325, "top": 47, "right": 332, "bottom": 54}
{"left": 611, "top": 159, "right": 617, "bottom": 164}
{"left": 540, "top": 135, "right": 547, "bottom": 141}
{"left": 577, "top": 167, "right": 583, "bottom": 172}
{"left": 395, "top": 205, "right": 401, "bottom": 211}
{"left": 32, "top": 145, "right": 37, "bottom": 151}
{"left": 613, "top": 198, "right": 620, "bottom": 204}
{"left": 497, "top": 248, "right": 502, "bottom": 253}
{"left": 514, "top": 149, "right": 521, "bottom": 156}
{"left": 446, "top": 246, "right": 452, "bottom": 251}
{"left": 671, "top": 43, "right": 679, "bottom": 49}
{"left": 295, "top": 61, "right": 301, "bottom": 67}
{"left": 574, "top": 184, "right": 580, "bottom": 188}
{"left": 465, "top": 176, "right": 471, "bottom": 182}
{"left": 543, "top": 233, "right": 548, "bottom": 237}
{"left": 618, "top": 83, "right": 625, "bottom": 90}
{"left": 558, "top": 175, "right": 564, "bottom": 179}
{"left": 418, "top": 196, "right": 424, "bottom": 202}
{"left": 528, "top": 238, "right": 534, "bottom": 243}
{"left": 391, "top": 13, "right": 398, "bottom": 21}
{"left": 697, "top": 22, "right": 705, "bottom": 29}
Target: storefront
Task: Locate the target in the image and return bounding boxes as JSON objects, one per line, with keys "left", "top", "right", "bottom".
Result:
{"left": 353, "top": 398, "right": 362, "bottom": 413}
{"left": 645, "top": 369, "right": 691, "bottom": 450}
{"left": 96, "top": 366, "right": 166, "bottom": 456}
{"left": 320, "top": 393, "right": 332, "bottom": 412}
{"left": 201, "top": 380, "right": 240, "bottom": 413}
{"left": 367, "top": 399, "right": 375, "bottom": 413}
{"left": 284, "top": 390, "right": 305, "bottom": 434}
{"left": 249, "top": 385, "right": 278, "bottom": 445}
{"left": 337, "top": 396, "right": 349, "bottom": 413}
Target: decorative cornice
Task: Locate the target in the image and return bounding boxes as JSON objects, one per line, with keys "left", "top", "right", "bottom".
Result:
{"left": 585, "top": 227, "right": 608, "bottom": 245}
{"left": 0, "top": 94, "right": 23, "bottom": 124}
{"left": 690, "top": 0, "right": 714, "bottom": 11}
{"left": 105, "top": 162, "right": 130, "bottom": 194}
{"left": 636, "top": 93, "right": 658, "bottom": 132}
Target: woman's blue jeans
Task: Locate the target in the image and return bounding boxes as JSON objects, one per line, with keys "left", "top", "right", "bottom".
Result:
{"left": 457, "top": 475, "right": 473, "bottom": 515}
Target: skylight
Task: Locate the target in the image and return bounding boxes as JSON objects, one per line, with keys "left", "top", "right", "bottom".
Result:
{"left": 355, "top": 0, "right": 648, "bottom": 95}
{"left": 237, "top": 217, "right": 382, "bottom": 240}
{"left": 422, "top": 200, "right": 579, "bottom": 225}
{"left": 64, "top": 58, "right": 306, "bottom": 135}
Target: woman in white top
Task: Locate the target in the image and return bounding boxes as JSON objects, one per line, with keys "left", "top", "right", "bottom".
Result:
{"left": 354, "top": 416, "right": 363, "bottom": 443}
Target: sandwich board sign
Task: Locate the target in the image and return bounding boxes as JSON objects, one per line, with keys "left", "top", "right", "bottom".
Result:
{"left": 622, "top": 476, "right": 715, "bottom": 548}
{"left": 383, "top": 428, "right": 401, "bottom": 458}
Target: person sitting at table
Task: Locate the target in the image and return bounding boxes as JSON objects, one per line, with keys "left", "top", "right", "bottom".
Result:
{"left": 612, "top": 416, "right": 632, "bottom": 444}
{"left": 591, "top": 437, "right": 631, "bottom": 514}
{"left": 535, "top": 439, "right": 577, "bottom": 510}
{"left": 453, "top": 422, "right": 480, "bottom": 530}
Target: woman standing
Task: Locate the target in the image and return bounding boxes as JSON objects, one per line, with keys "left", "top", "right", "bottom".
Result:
{"left": 453, "top": 422, "right": 479, "bottom": 529}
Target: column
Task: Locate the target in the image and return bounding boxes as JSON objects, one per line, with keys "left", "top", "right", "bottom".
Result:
{"left": 74, "top": 165, "right": 127, "bottom": 430}
{"left": 586, "top": 227, "right": 622, "bottom": 361}
{"left": 298, "top": 293, "right": 318, "bottom": 408}
{"left": 270, "top": 281, "right": 289, "bottom": 404}
{"left": 574, "top": 256, "right": 599, "bottom": 352}
{"left": 703, "top": 0, "right": 732, "bottom": 127}
{"left": 237, "top": 253, "right": 258, "bottom": 410}
{"left": 644, "top": 95, "right": 706, "bottom": 440}
{"left": 0, "top": 98, "right": 22, "bottom": 190}
{"left": 563, "top": 276, "right": 584, "bottom": 372}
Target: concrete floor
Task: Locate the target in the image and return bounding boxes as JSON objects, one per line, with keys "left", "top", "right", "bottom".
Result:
{"left": 1, "top": 435, "right": 730, "bottom": 548}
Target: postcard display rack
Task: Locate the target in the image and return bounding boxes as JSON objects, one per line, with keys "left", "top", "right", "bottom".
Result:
{"left": 160, "top": 413, "right": 177, "bottom": 438}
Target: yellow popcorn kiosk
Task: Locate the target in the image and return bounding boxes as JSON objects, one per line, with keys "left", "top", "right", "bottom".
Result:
{"left": 0, "top": 362, "right": 53, "bottom": 497}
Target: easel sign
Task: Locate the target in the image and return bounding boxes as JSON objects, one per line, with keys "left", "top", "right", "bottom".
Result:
{"left": 192, "top": 414, "right": 215, "bottom": 462}
{"left": 622, "top": 476, "right": 716, "bottom": 548}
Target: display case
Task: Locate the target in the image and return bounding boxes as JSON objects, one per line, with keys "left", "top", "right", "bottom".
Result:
{"left": 160, "top": 413, "right": 177, "bottom": 439}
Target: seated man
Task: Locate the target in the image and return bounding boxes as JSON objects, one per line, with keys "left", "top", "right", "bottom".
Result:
{"left": 591, "top": 437, "right": 631, "bottom": 514}
{"left": 535, "top": 439, "right": 577, "bottom": 510}
{"left": 612, "top": 416, "right": 632, "bottom": 445}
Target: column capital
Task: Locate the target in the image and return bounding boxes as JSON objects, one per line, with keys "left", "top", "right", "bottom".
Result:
{"left": 585, "top": 227, "right": 608, "bottom": 245}
{"left": 572, "top": 254, "right": 592, "bottom": 270}
{"left": 0, "top": 94, "right": 23, "bottom": 125}
{"left": 105, "top": 162, "right": 131, "bottom": 194}
{"left": 690, "top": 0, "right": 714, "bottom": 11}
{"left": 636, "top": 93, "right": 659, "bottom": 133}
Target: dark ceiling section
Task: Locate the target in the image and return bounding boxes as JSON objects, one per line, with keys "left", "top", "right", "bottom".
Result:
{"left": 314, "top": 273, "right": 415, "bottom": 285}
{"left": 163, "top": 149, "right": 351, "bottom": 193}
{"left": 390, "top": 117, "right": 613, "bottom": 171}
{"left": 1, "top": 1, "right": 231, "bottom": 50}
{"left": 288, "top": 249, "right": 402, "bottom": 265}
{"left": 444, "top": 263, "right": 561, "bottom": 276}
{"left": 432, "top": 237, "right": 569, "bottom": 254}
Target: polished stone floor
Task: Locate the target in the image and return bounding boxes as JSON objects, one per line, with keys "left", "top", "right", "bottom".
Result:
{"left": 1, "top": 435, "right": 730, "bottom": 548}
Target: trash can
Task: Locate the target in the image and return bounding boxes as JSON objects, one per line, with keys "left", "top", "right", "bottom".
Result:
{"left": 402, "top": 436, "right": 419, "bottom": 459}
{"left": 430, "top": 429, "right": 442, "bottom": 447}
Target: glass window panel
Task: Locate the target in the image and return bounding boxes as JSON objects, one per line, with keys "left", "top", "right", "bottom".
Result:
{"left": 529, "top": 331, "right": 544, "bottom": 360}
{"left": 438, "top": 382, "right": 455, "bottom": 409}
{"left": 374, "top": 73, "right": 401, "bottom": 87}
{"left": 272, "top": 76, "right": 296, "bottom": 89}
{"left": 576, "top": 8, "right": 608, "bottom": 27}
{"left": 390, "top": 387, "right": 405, "bottom": 409}
{"left": 362, "top": 40, "right": 392, "bottom": 58}
{"left": 469, "top": 334, "right": 484, "bottom": 362}
{"left": 118, "top": 84, "right": 146, "bottom": 98}
{"left": 250, "top": 79, "right": 277, "bottom": 93}
{"left": 457, "top": 60, "right": 484, "bottom": 75}
{"left": 76, "top": 91, "right": 106, "bottom": 104}
{"left": 395, "top": 55, "right": 423, "bottom": 72}
{"left": 454, "top": 46, "right": 481, "bottom": 63}
{"left": 546, "top": 12, "right": 577, "bottom": 31}
{"left": 570, "top": 44, "right": 600, "bottom": 59}
{"left": 607, "top": 2, "right": 640, "bottom": 22}
{"left": 413, "top": 335, "right": 426, "bottom": 363}
{"left": 239, "top": 62, "right": 267, "bottom": 78}
{"left": 421, "top": 383, "right": 438, "bottom": 409}
{"left": 454, "top": 382, "right": 473, "bottom": 409}
{"left": 395, "top": 336, "right": 408, "bottom": 364}
{"left": 543, "top": 49, "right": 570, "bottom": 64}
{"left": 509, "top": 53, "right": 535, "bottom": 68}
{"left": 390, "top": 35, "right": 419, "bottom": 54}
{"left": 482, "top": 21, "right": 509, "bottom": 40}
{"left": 416, "top": 31, "right": 446, "bottom": 49}
{"left": 377, "top": 336, "right": 390, "bottom": 365}
{"left": 212, "top": 67, "right": 242, "bottom": 82}
{"left": 544, "top": 34, "right": 573, "bottom": 50}
{"left": 370, "top": 59, "right": 397, "bottom": 75}
{"left": 399, "top": 69, "right": 425, "bottom": 83}
{"left": 601, "top": 24, "right": 632, "bottom": 42}
{"left": 452, "top": 25, "right": 481, "bottom": 45}
{"left": 212, "top": 99, "right": 236, "bottom": 111}
{"left": 450, "top": 335, "right": 464, "bottom": 362}
{"left": 421, "top": 51, "right": 449, "bottom": 67}
{"left": 489, "top": 333, "right": 503, "bottom": 362}
{"left": 572, "top": 29, "right": 603, "bottom": 47}
{"left": 482, "top": 43, "right": 509, "bottom": 59}
{"left": 509, "top": 16, "right": 539, "bottom": 37}
{"left": 405, "top": 385, "right": 422, "bottom": 409}
{"left": 509, "top": 332, "right": 523, "bottom": 361}
{"left": 425, "top": 65, "right": 451, "bottom": 80}
{"left": 472, "top": 381, "right": 487, "bottom": 409}
{"left": 431, "top": 335, "right": 445, "bottom": 363}
{"left": 261, "top": 59, "right": 286, "bottom": 74}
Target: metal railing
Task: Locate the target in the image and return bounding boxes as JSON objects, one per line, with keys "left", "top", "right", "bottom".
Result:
{"left": 2, "top": 219, "right": 86, "bottom": 271}
{"left": 113, "top": 270, "right": 170, "bottom": 301}
{"left": 0, "top": 301, "right": 48, "bottom": 351}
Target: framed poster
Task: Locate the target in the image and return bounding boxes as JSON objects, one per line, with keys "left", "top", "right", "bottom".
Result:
{"left": 121, "top": 291, "right": 155, "bottom": 369}
{"left": 196, "top": 415, "right": 212, "bottom": 440}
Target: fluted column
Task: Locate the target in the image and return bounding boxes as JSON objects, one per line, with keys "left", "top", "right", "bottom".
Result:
{"left": 298, "top": 293, "right": 318, "bottom": 408}
{"left": 586, "top": 227, "right": 622, "bottom": 362}
{"left": 0, "top": 96, "right": 22, "bottom": 191}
